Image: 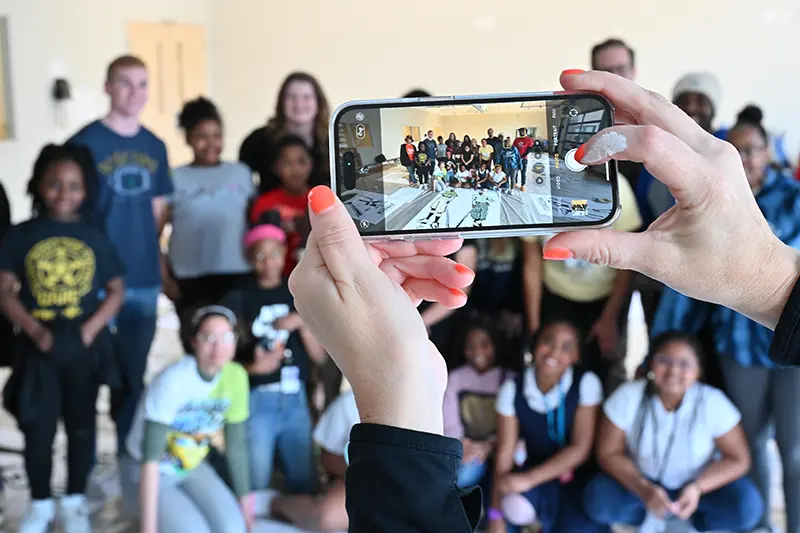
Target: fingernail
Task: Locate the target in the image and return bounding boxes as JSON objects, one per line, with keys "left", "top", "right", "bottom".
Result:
{"left": 308, "top": 186, "right": 336, "bottom": 215}
{"left": 561, "top": 69, "right": 585, "bottom": 76}
{"left": 575, "top": 143, "right": 587, "bottom": 163}
{"left": 581, "top": 130, "right": 628, "bottom": 164}
{"left": 454, "top": 263, "right": 474, "bottom": 276}
{"left": 450, "top": 288, "right": 466, "bottom": 298}
{"left": 543, "top": 248, "right": 573, "bottom": 260}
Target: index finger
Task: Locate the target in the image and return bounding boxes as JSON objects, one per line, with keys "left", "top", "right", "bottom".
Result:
{"left": 560, "top": 70, "right": 713, "bottom": 154}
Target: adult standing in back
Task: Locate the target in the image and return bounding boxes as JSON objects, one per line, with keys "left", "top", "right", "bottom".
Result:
{"left": 68, "top": 55, "right": 173, "bottom": 455}
{"left": 239, "top": 72, "right": 331, "bottom": 195}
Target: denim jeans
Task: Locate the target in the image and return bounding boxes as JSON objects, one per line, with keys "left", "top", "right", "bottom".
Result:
{"left": 406, "top": 165, "right": 417, "bottom": 184}
{"left": 110, "top": 286, "right": 160, "bottom": 455}
{"left": 247, "top": 386, "right": 315, "bottom": 493}
{"left": 583, "top": 473, "right": 763, "bottom": 532}
{"left": 457, "top": 461, "right": 487, "bottom": 489}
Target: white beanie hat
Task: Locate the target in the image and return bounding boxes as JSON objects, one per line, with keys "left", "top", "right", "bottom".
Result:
{"left": 672, "top": 72, "right": 722, "bottom": 112}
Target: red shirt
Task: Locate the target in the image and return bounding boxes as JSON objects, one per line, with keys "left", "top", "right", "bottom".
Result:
{"left": 513, "top": 136, "right": 534, "bottom": 157}
{"left": 250, "top": 188, "right": 309, "bottom": 276}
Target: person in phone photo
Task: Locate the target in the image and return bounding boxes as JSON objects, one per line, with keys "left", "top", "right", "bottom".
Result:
{"left": 400, "top": 135, "right": 418, "bottom": 185}
{"left": 491, "top": 164, "right": 508, "bottom": 192}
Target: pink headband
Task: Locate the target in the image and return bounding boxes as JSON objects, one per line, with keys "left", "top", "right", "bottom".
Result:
{"left": 244, "top": 224, "right": 287, "bottom": 248}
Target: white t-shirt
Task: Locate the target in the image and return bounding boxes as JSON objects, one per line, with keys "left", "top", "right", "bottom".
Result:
{"left": 455, "top": 170, "right": 471, "bottom": 181}
{"left": 126, "top": 356, "right": 250, "bottom": 475}
{"left": 490, "top": 171, "right": 506, "bottom": 184}
{"left": 495, "top": 366, "right": 603, "bottom": 417}
{"left": 313, "top": 391, "right": 360, "bottom": 456}
{"left": 604, "top": 380, "right": 741, "bottom": 490}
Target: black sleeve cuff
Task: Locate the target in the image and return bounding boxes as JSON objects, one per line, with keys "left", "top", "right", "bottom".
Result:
{"left": 346, "top": 423, "right": 481, "bottom": 533}
{"left": 770, "top": 276, "right": 800, "bottom": 366}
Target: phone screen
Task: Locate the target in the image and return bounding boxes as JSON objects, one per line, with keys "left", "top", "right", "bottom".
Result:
{"left": 333, "top": 94, "right": 618, "bottom": 236}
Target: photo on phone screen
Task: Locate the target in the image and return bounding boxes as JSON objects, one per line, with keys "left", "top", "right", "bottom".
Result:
{"left": 332, "top": 93, "right": 618, "bottom": 237}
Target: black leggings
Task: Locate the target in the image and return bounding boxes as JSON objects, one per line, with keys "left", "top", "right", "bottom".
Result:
{"left": 21, "top": 334, "right": 99, "bottom": 499}
{"left": 416, "top": 166, "right": 430, "bottom": 185}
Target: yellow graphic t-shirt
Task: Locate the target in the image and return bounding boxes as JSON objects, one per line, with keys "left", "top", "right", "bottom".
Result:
{"left": 0, "top": 217, "right": 125, "bottom": 322}
{"left": 126, "top": 356, "right": 250, "bottom": 475}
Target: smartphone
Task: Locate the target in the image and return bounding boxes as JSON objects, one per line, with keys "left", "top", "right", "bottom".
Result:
{"left": 330, "top": 92, "right": 620, "bottom": 240}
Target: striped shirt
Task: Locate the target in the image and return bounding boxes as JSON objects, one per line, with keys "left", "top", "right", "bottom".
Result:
{"left": 652, "top": 168, "right": 800, "bottom": 368}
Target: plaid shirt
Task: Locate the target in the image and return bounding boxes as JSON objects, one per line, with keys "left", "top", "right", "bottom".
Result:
{"left": 652, "top": 168, "right": 800, "bottom": 368}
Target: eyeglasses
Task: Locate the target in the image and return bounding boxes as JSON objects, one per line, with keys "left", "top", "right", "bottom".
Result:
{"left": 653, "top": 353, "right": 696, "bottom": 371}
{"left": 735, "top": 145, "right": 767, "bottom": 159}
{"left": 255, "top": 250, "right": 284, "bottom": 262}
{"left": 195, "top": 332, "right": 237, "bottom": 346}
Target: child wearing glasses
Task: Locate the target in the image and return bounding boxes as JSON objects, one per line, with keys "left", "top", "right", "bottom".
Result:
{"left": 119, "top": 305, "right": 254, "bottom": 533}
{"left": 584, "top": 331, "right": 761, "bottom": 533}
{"left": 221, "top": 214, "right": 326, "bottom": 497}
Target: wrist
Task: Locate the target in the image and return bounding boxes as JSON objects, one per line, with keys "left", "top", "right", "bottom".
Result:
{"left": 486, "top": 507, "right": 503, "bottom": 522}
{"left": 687, "top": 479, "right": 705, "bottom": 495}
{"left": 745, "top": 241, "right": 800, "bottom": 329}
{"left": 357, "top": 390, "right": 445, "bottom": 435}
{"left": 25, "top": 321, "right": 46, "bottom": 339}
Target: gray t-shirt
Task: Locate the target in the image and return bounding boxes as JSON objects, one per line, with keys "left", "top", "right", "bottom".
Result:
{"left": 168, "top": 162, "right": 254, "bottom": 278}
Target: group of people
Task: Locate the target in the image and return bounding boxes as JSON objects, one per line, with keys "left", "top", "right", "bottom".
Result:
{"left": 0, "top": 55, "right": 348, "bottom": 533}
{"left": 0, "top": 35, "right": 798, "bottom": 533}
{"left": 400, "top": 129, "right": 546, "bottom": 192}
{"left": 429, "top": 39, "right": 800, "bottom": 533}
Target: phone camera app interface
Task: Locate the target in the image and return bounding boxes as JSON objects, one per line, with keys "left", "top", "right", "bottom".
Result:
{"left": 335, "top": 96, "right": 615, "bottom": 234}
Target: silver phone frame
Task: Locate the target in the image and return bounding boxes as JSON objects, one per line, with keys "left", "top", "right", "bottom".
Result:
{"left": 329, "top": 91, "right": 621, "bottom": 242}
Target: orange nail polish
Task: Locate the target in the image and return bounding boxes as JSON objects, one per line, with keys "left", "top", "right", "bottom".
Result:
{"left": 574, "top": 144, "right": 587, "bottom": 163}
{"left": 450, "top": 288, "right": 466, "bottom": 298}
{"left": 308, "top": 186, "right": 336, "bottom": 215}
{"left": 454, "top": 263, "right": 474, "bottom": 276}
{"left": 561, "top": 69, "right": 585, "bottom": 76}
{"left": 543, "top": 248, "right": 573, "bottom": 260}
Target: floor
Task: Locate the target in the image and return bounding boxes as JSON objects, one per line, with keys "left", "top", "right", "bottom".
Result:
{"left": 0, "top": 294, "right": 787, "bottom": 532}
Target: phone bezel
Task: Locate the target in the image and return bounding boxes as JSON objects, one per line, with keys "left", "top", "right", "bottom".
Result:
{"left": 329, "top": 91, "right": 621, "bottom": 241}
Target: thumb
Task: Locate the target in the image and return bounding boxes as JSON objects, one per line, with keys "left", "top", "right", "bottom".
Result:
{"left": 542, "top": 229, "right": 651, "bottom": 272}
{"left": 306, "top": 186, "right": 374, "bottom": 283}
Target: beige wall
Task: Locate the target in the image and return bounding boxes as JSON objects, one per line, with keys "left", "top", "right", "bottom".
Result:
{"left": 0, "top": 0, "right": 212, "bottom": 221}
{"left": 212, "top": 0, "right": 800, "bottom": 169}
{"left": 438, "top": 109, "right": 549, "bottom": 144}
{"left": 380, "top": 108, "right": 442, "bottom": 158}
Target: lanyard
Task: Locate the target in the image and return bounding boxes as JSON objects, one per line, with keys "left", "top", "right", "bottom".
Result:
{"left": 650, "top": 401, "right": 680, "bottom": 483}
{"left": 546, "top": 382, "right": 566, "bottom": 447}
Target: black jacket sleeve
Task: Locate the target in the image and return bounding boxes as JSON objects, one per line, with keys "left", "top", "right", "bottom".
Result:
{"left": 346, "top": 423, "right": 481, "bottom": 533}
{"left": 770, "top": 275, "right": 800, "bottom": 366}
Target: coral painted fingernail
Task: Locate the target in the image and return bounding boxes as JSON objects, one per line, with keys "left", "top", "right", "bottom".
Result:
{"left": 574, "top": 144, "right": 587, "bottom": 163}
{"left": 454, "top": 263, "right": 474, "bottom": 276}
{"left": 308, "top": 186, "right": 336, "bottom": 215}
{"left": 543, "top": 248, "right": 573, "bottom": 260}
{"left": 561, "top": 69, "right": 585, "bottom": 76}
{"left": 450, "top": 288, "right": 466, "bottom": 298}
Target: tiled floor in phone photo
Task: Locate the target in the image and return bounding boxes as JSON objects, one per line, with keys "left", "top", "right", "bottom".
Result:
{"left": 0, "top": 295, "right": 787, "bottom": 532}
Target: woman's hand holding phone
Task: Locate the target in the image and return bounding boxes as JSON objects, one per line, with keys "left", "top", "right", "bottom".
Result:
{"left": 545, "top": 70, "right": 799, "bottom": 330}
{"left": 289, "top": 186, "right": 474, "bottom": 435}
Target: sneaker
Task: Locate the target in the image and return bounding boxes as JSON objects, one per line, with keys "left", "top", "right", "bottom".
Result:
{"left": 60, "top": 494, "right": 92, "bottom": 533}
{"left": 18, "top": 498, "right": 55, "bottom": 533}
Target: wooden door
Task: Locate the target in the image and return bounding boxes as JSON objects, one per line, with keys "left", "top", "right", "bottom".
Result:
{"left": 127, "top": 22, "right": 207, "bottom": 167}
